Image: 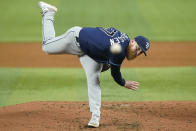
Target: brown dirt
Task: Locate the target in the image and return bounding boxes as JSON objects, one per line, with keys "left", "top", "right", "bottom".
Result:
{"left": 0, "top": 42, "right": 196, "bottom": 130}
{"left": 0, "top": 42, "right": 196, "bottom": 67}
{"left": 0, "top": 101, "right": 195, "bottom": 131}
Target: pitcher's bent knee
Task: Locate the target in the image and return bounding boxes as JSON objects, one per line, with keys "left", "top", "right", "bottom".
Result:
{"left": 87, "top": 73, "right": 101, "bottom": 86}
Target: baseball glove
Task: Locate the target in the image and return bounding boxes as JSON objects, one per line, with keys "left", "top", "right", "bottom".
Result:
{"left": 101, "top": 64, "right": 110, "bottom": 72}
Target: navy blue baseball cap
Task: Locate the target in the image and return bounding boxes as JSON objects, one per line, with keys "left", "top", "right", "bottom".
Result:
{"left": 134, "top": 36, "right": 150, "bottom": 56}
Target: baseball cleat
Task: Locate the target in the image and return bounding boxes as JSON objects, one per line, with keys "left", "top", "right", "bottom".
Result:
{"left": 38, "top": 1, "right": 57, "bottom": 13}
{"left": 88, "top": 115, "right": 100, "bottom": 128}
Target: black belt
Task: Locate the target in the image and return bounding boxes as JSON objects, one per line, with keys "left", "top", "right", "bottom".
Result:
{"left": 75, "top": 37, "right": 79, "bottom": 43}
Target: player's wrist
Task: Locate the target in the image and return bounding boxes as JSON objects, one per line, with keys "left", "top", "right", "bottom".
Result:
{"left": 122, "top": 79, "right": 126, "bottom": 86}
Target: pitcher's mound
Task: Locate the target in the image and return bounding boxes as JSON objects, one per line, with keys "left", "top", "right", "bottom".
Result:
{"left": 0, "top": 101, "right": 195, "bottom": 131}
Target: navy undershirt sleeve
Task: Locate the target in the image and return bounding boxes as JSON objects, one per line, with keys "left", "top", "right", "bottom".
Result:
{"left": 110, "top": 65, "right": 125, "bottom": 86}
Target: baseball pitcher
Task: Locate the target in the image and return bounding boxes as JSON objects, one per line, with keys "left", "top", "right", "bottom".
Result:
{"left": 38, "top": 1, "right": 150, "bottom": 128}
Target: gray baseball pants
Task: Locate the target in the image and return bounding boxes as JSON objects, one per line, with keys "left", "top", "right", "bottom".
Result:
{"left": 41, "top": 12, "right": 102, "bottom": 117}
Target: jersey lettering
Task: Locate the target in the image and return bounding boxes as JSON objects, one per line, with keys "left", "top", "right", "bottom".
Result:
{"left": 110, "top": 33, "right": 129, "bottom": 45}
{"left": 110, "top": 38, "right": 120, "bottom": 45}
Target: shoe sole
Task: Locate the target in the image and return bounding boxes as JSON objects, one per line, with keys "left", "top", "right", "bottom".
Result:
{"left": 38, "top": 1, "right": 57, "bottom": 12}
{"left": 88, "top": 123, "right": 99, "bottom": 128}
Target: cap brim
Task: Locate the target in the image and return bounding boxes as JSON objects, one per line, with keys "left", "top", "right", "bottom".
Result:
{"left": 137, "top": 43, "right": 147, "bottom": 56}
{"left": 143, "top": 51, "right": 147, "bottom": 56}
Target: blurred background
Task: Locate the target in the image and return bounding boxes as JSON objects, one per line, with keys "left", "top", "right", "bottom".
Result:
{"left": 0, "top": 0, "right": 196, "bottom": 42}
{"left": 0, "top": 0, "right": 196, "bottom": 107}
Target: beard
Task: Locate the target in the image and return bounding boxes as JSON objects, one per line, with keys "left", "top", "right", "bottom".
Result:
{"left": 126, "top": 47, "right": 137, "bottom": 60}
{"left": 127, "top": 53, "right": 137, "bottom": 60}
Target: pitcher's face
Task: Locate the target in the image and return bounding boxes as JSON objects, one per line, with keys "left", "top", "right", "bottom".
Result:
{"left": 126, "top": 40, "right": 143, "bottom": 60}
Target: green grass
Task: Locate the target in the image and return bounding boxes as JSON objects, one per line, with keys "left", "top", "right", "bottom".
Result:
{"left": 0, "top": 67, "right": 196, "bottom": 107}
{"left": 0, "top": 0, "right": 196, "bottom": 42}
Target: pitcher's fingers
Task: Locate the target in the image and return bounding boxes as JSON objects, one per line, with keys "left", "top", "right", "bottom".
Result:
{"left": 132, "top": 81, "right": 140, "bottom": 85}
{"left": 127, "top": 86, "right": 138, "bottom": 90}
{"left": 132, "top": 82, "right": 140, "bottom": 86}
{"left": 132, "top": 81, "right": 139, "bottom": 83}
{"left": 130, "top": 87, "right": 138, "bottom": 90}
{"left": 131, "top": 85, "right": 139, "bottom": 88}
